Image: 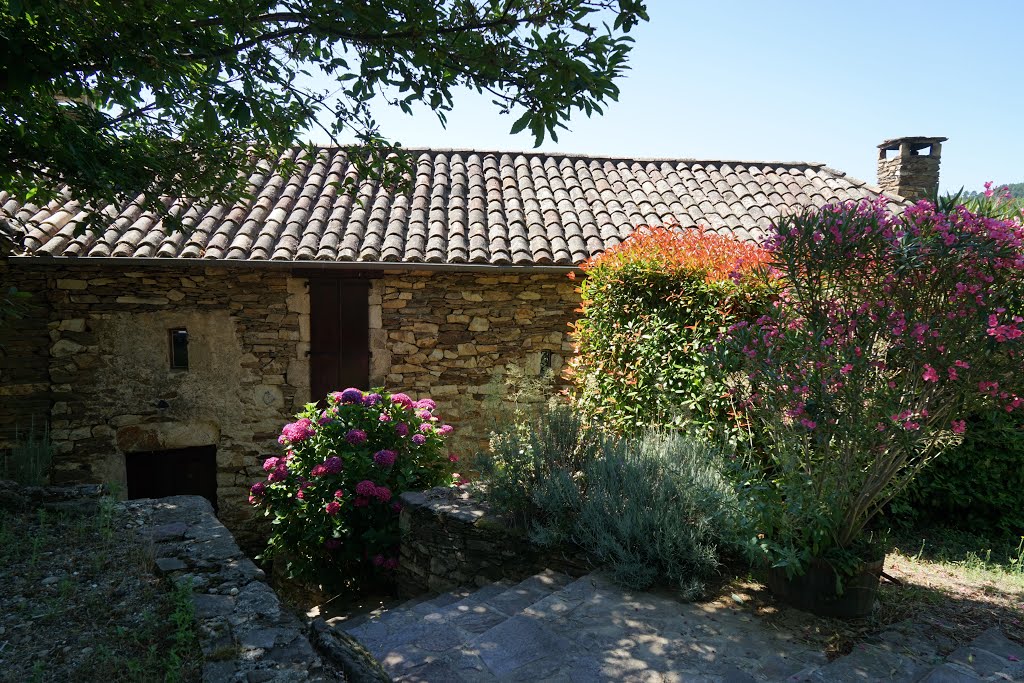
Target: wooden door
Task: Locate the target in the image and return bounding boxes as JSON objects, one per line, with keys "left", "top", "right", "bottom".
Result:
{"left": 125, "top": 446, "right": 218, "bottom": 511}
{"left": 309, "top": 279, "right": 370, "bottom": 402}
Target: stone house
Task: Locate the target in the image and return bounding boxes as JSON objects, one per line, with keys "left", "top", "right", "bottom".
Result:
{"left": 0, "top": 136, "right": 942, "bottom": 537}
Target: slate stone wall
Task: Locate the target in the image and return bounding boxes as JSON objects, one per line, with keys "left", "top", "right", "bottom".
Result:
{"left": 374, "top": 270, "right": 579, "bottom": 457}
{"left": 397, "top": 486, "right": 588, "bottom": 597}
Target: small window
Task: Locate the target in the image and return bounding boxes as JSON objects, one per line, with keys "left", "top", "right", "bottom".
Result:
{"left": 169, "top": 329, "right": 189, "bottom": 369}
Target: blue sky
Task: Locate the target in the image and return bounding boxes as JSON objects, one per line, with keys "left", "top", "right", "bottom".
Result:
{"left": 314, "top": 1, "right": 1024, "bottom": 193}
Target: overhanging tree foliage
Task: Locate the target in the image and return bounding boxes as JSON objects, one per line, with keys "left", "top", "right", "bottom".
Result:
{"left": 0, "top": 0, "right": 648, "bottom": 232}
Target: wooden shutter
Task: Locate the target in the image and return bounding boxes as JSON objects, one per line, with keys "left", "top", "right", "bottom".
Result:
{"left": 309, "top": 278, "right": 370, "bottom": 402}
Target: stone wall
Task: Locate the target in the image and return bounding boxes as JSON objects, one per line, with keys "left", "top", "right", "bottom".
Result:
{"left": 397, "top": 486, "right": 587, "bottom": 597}
{"left": 372, "top": 270, "right": 579, "bottom": 457}
{"left": 1, "top": 261, "right": 581, "bottom": 541}
{"left": 0, "top": 261, "right": 52, "bottom": 448}
{"left": 133, "top": 494, "right": 339, "bottom": 682}
{"left": 0, "top": 262, "right": 311, "bottom": 541}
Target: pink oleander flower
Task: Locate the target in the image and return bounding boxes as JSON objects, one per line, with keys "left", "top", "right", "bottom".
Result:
{"left": 324, "top": 456, "right": 343, "bottom": 474}
{"left": 411, "top": 433, "right": 427, "bottom": 445}
{"left": 296, "top": 490, "right": 305, "bottom": 500}
{"left": 799, "top": 418, "right": 816, "bottom": 430}
{"left": 280, "top": 418, "right": 315, "bottom": 443}
{"left": 262, "top": 457, "right": 279, "bottom": 472}
{"left": 448, "top": 453, "right": 459, "bottom": 463}
{"left": 395, "top": 422, "right": 409, "bottom": 437}
{"left": 355, "top": 480, "right": 377, "bottom": 497}
{"left": 325, "top": 501, "right": 341, "bottom": 516}
{"left": 922, "top": 365, "right": 939, "bottom": 383}
{"left": 951, "top": 420, "right": 966, "bottom": 434}
{"left": 346, "top": 429, "right": 367, "bottom": 445}
{"left": 373, "top": 449, "right": 397, "bottom": 467}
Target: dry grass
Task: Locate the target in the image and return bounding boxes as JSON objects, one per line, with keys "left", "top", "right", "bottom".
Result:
{"left": 707, "top": 529, "right": 1024, "bottom": 660}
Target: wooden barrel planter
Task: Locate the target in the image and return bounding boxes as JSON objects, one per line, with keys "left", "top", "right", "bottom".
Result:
{"left": 766, "top": 556, "right": 884, "bottom": 619}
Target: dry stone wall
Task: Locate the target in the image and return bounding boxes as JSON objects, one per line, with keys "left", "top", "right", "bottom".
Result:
{"left": 373, "top": 270, "right": 579, "bottom": 456}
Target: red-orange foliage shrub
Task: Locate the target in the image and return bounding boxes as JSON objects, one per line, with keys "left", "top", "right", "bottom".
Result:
{"left": 569, "top": 226, "right": 774, "bottom": 432}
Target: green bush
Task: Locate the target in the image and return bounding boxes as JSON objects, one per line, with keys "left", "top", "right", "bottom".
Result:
{"left": 476, "top": 405, "right": 738, "bottom": 599}
{"left": 891, "top": 411, "right": 1024, "bottom": 534}
{"left": 569, "top": 226, "right": 774, "bottom": 433}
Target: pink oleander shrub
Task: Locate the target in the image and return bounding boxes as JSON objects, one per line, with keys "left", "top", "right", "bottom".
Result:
{"left": 721, "top": 199, "right": 1024, "bottom": 578}
{"left": 251, "top": 388, "right": 458, "bottom": 586}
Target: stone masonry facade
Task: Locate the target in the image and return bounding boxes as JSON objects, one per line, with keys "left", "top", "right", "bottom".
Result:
{"left": 0, "top": 262, "right": 311, "bottom": 541}
{"left": 371, "top": 270, "right": 579, "bottom": 457}
{"left": 1, "top": 261, "right": 580, "bottom": 539}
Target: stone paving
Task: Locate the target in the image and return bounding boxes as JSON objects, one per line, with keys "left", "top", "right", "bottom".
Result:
{"left": 326, "top": 570, "right": 1024, "bottom": 682}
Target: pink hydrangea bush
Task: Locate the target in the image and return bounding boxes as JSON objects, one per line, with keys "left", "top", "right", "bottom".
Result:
{"left": 721, "top": 199, "right": 1024, "bottom": 576}
{"left": 251, "top": 388, "right": 458, "bottom": 585}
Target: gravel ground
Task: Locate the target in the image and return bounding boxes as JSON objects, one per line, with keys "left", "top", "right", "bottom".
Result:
{"left": 0, "top": 497, "right": 201, "bottom": 682}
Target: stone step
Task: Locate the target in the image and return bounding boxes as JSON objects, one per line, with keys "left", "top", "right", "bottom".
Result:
{"left": 337, "top": 569, "right": 572, "bottom": 679}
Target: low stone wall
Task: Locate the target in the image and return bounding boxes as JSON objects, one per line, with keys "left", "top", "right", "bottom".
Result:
{"left": 130, "top": 495, "right": 338, "bottom": 682}
{"left": 396, "top": 486, "right": 587, "bottom": 597}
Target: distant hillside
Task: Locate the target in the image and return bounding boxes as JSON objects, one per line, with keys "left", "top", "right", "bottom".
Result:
{"left": 965, "top": 182, "right": 1024, "bottom": 198}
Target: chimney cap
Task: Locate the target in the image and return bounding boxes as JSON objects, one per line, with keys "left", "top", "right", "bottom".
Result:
{"left": 878, "top": 136, "right": 947, "bottom": 151}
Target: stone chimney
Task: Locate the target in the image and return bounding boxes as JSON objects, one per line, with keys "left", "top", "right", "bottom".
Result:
{"left": 877, "top": 136, "right": 946, "bottom": 201}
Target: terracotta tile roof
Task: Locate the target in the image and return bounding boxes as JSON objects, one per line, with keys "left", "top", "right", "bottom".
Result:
{"left": 1, "top": 147, "right": 897, "bottom": 266}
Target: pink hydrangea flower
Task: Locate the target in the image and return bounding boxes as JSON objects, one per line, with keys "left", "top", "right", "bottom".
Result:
{"left": 416, "top": 410, "right": 432, "bottom": 420}
{"left": 324, "top": 538, "right": 342, "bottom": 550}
{"left": 363, "top": 393, "right": 382, "bottom": 406}
{"left": 395, "top": 422, "right": 409, "bottom": 437}
{"left": 355, "top": 480, "right": 377, "bottom": 497}
{"left": 339, "top": 388, "right": 364, "bottom": 404}
{"left": 280, "top": 418, "right": 315, "bottom": 443}
{"left": 353, "top": 496, "right": 370, "bottom": 508}
{"left": 415, "top": 398, "right": 436, "bottom": 410}
{"left": 373, "top": 449, "right": 397, "bottom": 467}
{"left": 438, "top": 424, "right": 454, "bottom": 436}
{"left": 346, "top": 429, "right": 367, "bottom": 445}
{"left": 374, "top": 486, "right": 392, "bottom": 502}
{"left": 324, "top": 456, "right": 343, "bottom": 474}
{"left": 411, "top": 433, "right": 427, "bottom": 445}
{"left": 372, "top": 554, "right": 385, "bottom": 567}
{"left": 418, "top": 422, "right": 433, "bottom": 433}
{"left": 390, "top": 393, "right": 415, "bottom": 409}
{"left": 296, "top": 490, "right": 305, "bottom": 500}
{"left": 325, "top": 501, "right": 341, "bottom": 516}
{"left": 384, "top": 558, "right": 399, "bottom": 570}
{"left": 334, "top": 489, "right": 344, "bottom": 499}
{"left": 262, "top": 457, "right": 280, "bottom": 472}
{"left": 379, "top": 413, "right": 392, "bottom": 423}
{"left": 268, "top": 463, "right": 290, "bottom": 482}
